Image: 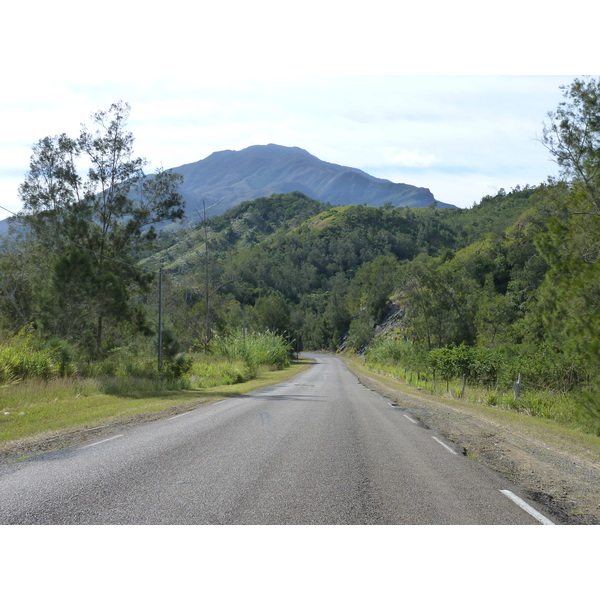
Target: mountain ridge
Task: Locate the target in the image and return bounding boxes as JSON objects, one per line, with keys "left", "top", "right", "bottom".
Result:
{"left": 170, "top": 143, "right": 455, "bottom": 219}
{"left": 0, "top": 143, "right": 456, "bottom": 235}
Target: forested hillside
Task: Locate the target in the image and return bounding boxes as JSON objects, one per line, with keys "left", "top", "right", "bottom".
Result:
{"left": 2, "top": 78, "right": 600, "bottom": 436}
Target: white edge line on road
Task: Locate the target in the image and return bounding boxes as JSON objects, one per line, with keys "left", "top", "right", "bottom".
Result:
{"left": 83, "top": 435, "right": 123, "bottom": 449}
{"left": 403, "top": 413, "right": 418, "bottom": 424}
{"left": 168, "top": 412, "right": 191, "bottom": 420}
{"left": 432, "top": 436, "right": 458, "bottom": 455}
{"left": 500, "top": 489, "right": 555, "bottom": 525}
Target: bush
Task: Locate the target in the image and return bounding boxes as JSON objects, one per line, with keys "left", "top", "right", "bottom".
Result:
{"left": 365, "top": 337, "right": 429, "bottom": 377}
{"left": 363, "top": 335, "right": 598, "bottom": 434}
{"left": 161, "top": 354, "right": 193, "bottom": 379}
{"left": 76, "top": 341, "right": 193, "bottom": 384}
{"left": 188, "top": 357, "right": 255, "bottom": 388}
{"left": 0, "top": 327, "right": 63, "bottom": 383}
{"left": 208, "top": 331, "right": 292, "bottom": 369}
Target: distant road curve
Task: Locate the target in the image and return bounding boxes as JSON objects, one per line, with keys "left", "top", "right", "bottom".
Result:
{"left": 0, "top": 354, "right": 554, "bottom": 524}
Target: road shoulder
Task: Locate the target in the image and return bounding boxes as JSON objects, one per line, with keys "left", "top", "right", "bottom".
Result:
{"left": 0, "top": 359, "right": 313, "bottom": 464}
{"left": 344, "top": 356, "right": 600, "bottom": 525}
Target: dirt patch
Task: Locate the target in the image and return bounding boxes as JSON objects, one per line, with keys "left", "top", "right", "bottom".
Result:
{"left": 346, "top": 359, "right": 600, "bottom": 525}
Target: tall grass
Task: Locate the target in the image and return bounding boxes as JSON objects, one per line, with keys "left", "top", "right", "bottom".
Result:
{"left": 0, "top": 330, "right": 299, "bottom": 449}
{"left": 364, "top": 337, "right": 597, "bottom": 435}
{"left": 208, "top": 331, "right": 292, "bottom": 369}
{"left": 187, "top": 357, "right": 255, "bottom": 388}
{"left": 0, "top": 328, "right": 63, "bottom": 383}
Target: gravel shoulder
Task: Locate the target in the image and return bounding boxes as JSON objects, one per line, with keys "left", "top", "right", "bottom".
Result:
{"left": 345, "top": 357, "right": 600, "bottom": 525}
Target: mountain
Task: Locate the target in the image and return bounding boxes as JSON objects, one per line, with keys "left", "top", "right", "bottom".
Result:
{"left": 0, "top": 144, "right": 455, "bottom": 235}
{"left": 170, "top": 144, "right": 456, "bottom": 219}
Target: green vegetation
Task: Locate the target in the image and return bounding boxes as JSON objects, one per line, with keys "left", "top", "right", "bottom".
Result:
{"left": 2, "top": 78, "right": 600, "bottom": 442}
{"left": 0, "top": 325, "right": 301, "bottom": 450}
{"left": 0, "top": 360, "right": 310, "bottom": 450}
{"left": 363, "top": 338, "right": 582, "bottom": 430}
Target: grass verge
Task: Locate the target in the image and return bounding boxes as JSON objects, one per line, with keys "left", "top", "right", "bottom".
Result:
{"left": 0, "top": 358, "right": 312, "bottom": 457}
{"left": 344, "top": 355, "right": 600, "bottom": 457}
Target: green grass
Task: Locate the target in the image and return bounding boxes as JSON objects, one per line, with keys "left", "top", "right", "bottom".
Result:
{"left": 187, "top": 357, "right": 258, "bottom": 388}
{"left": 345, "top": 355, "right": 600, "bottom": 455}
{"left": 0, "top": 358, "right": 312, "bottom": 452}
{"left": 361, "top": 355, "right": 596, "bottom": 435}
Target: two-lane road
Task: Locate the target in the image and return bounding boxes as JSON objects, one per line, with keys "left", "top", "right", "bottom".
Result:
{"left": 0, "top": 354, "right": 554, "bottom": 524}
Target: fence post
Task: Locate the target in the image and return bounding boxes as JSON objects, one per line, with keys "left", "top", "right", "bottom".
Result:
{"left": 513, "top": 373, "right": 522, "bottom": 400}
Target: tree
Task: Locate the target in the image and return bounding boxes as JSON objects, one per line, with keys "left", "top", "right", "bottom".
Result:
{"left": 535, "top": 78, "right": 600, "bottom": 423}
{"left": 542, "top": 76, "right": 600, "bottom": 216}
{"left": 0, "top": 236, "right": 40, "bottom": 330}
{"left": 18, "top": 101, "right": 184, "bottom": 356}
{"left": 400, "top": 254, "right": 476, "bottom": 349}
{"left": 251, "top": 291, "right": 291, "bottom": 335}
{"left": 475, "top": 273, "right": 516, "bottom": 346}
{"left": 346, "top": 255, "right": 399, "bottom": 323}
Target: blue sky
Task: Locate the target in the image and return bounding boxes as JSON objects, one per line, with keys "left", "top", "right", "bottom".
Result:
{"left": 1, "top": 2, "right": 595, "bottom": 215}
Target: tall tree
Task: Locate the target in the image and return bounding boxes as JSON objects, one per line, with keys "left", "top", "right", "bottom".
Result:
{"left": 535, "top": 77, "right": 600, "bottom": 421}
{"left": 18, "top": 101, "right": 185, "bottom": 356}
{"left": 542, "top": 76, "right": 600, "bottom": 216}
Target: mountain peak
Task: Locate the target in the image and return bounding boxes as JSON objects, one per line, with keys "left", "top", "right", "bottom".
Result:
{"left": 172, "top": 144, "right": 455, "bottom": 217}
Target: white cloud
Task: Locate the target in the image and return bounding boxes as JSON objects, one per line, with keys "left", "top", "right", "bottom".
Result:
{"left": 382, "top": 148, "right": 438, "bottom": 169}
{"left": 0, "top": 75, "right": 571, "bottom": 216}
{"left": 0, "top": 0, "right": 590, "bottom": 220}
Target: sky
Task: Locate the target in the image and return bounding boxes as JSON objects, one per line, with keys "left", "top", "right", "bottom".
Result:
{"left": 1, "top": 3, "right": 596, "bottom": 218}
{"left": 0, "top": 73, "right": 575, "bottom": 213}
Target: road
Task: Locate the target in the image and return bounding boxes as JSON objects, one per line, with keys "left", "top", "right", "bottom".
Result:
{"left": 0, "top": 354, "right": 555, "bottom": 524}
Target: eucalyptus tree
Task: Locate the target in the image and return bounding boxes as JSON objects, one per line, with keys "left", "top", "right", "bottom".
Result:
{"left": 18, "top": 101, "right": 184, "bottom": 356}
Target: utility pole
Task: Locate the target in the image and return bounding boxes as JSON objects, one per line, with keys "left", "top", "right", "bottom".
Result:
{"left": 158, "top": 267, "right": 163, "bottom": 371}
{"left": 243, "top": 304, "right": 247, "bottom": 349}
{"left": 204, "top": 200, "right": 210, "bottom": 345}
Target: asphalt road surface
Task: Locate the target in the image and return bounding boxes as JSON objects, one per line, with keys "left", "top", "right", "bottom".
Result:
{"left": 0, "top": 354, "right": 555, "bottom": 524}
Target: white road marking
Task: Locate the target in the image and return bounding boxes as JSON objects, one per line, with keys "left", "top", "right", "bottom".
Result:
{"left": 432, "top": 436, "right": 458, "bottom": 455}
{"left": 404, "top": 414, "right": 418, "bottom": 424}
{"left": 83, "top": 435, "right": 123, "bottom": 449}
{"left": 168, "top": 412, "right": 191, "bottom": 420}
{"left": 500, "top": 489, "right": 555, "bottom": 525}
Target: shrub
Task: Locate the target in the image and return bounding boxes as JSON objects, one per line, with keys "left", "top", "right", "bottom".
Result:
{"left": 208, "top": 331, "right": 292, "bottom": 369}
{"left": 0, "top": 327, "right": 62, "bottom": 383}
{"left": 161, "top": 354, "right": 193, "bottom": 379}
{"left": 188, "top": 357, "right": 255, "bottom": 388}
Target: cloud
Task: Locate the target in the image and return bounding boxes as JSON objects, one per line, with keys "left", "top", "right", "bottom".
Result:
{"left": 0, "top": 74, "right": 574, "bottom": 215}
{"left": 383, "top": 148, "right": 438, "bottom": 169}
